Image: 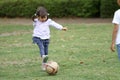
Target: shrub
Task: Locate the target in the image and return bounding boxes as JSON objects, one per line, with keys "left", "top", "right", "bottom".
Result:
{"left": 1, "top": 0, "right": 118, "bottom": 18}
{"left": 100, "top": 0, "right": 119, "bottom": 18}
{"left": 80, "top": 0, "right": 100, "bottom": 17}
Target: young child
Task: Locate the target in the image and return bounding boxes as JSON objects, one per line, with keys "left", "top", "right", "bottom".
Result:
{"left": 111, "top": 0, "right": 120, "bottom": 60}
{"left": 32, "top": 6, "right": 67, "bottom": 70}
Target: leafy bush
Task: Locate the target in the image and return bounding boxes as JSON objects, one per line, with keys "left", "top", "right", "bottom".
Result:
{"left": 0, "top": 0, "right": 39, "bottom": 18}
{"left": 0, "top": 0, "right": 119, "bottom": 18}
{"left": 80, "top": 0, "right": 100, "bottom": 17}
{"left": 100, "top": 0, "right": 119, "bottom": 18}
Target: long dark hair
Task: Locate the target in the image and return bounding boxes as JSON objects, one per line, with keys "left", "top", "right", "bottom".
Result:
{"left": 32, "top": 6, "right": 48, "bottom": 21}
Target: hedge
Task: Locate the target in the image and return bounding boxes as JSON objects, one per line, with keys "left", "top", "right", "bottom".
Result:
{"left": 100, "top": 0, "right": 119, "bottom": 18}
{"left": 0, "top": 0, "right": 119, "bottom": 18}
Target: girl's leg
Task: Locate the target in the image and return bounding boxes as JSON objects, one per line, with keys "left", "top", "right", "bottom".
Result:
{"left": 36, "top": 39, "right": 49, "bottom": 70}
{"left": 35, "top": 39, "right": 48, "bottom": 63}
{"left": 33, "top": 37, "right": 45, "bottom": 56}
{"left": 33, "top": 37, "right": 48, "bottom": 70}
{"left": 42, "top": 39, "right": 49, "bottom": 63}
{"left": 43, "top": 39, "right": 50, "bottom": 55}
{"left": 37, "top": 43, "right": 44, "bottom": 57}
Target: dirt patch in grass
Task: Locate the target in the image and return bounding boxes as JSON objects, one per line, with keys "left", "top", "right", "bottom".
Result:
{"left": 0, "top": 18, "right": 112, "bottom": 25}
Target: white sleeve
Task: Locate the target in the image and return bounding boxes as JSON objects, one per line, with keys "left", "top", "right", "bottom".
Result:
{"left": 112, "top": 10, "right": 120, "bottom": 24}
{"left": 49, "top": 19, "right": 63, "bottom": 30}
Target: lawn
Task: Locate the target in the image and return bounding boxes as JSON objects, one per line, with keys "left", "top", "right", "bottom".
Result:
{"left": 0, "top": 22, "right": 120, "bottom": 80}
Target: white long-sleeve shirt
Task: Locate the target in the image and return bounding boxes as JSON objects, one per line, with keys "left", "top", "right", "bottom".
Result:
{"left": 32, "top": 18, "right": 63, "bottom": 39}
{"left": 112, "top": 9, "right": 120, "bottom": 44}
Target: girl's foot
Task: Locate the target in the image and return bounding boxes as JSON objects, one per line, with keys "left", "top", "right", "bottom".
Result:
{"left": 41, "top": 63, "right": 46, "bottom": 70}
{"left": 43, "top": 56, "right": 48, "bottom": 63}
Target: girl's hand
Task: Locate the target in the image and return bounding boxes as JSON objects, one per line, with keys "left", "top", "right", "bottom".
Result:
{"left": 62, "top": 27, "right": 67, "bottom": 31}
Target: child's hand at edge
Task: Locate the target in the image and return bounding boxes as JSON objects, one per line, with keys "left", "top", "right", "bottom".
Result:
{"left": 62, "top": 27, "right": 67, "bottom": 31}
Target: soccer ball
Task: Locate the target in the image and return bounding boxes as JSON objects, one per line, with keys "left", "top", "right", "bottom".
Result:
{"left": 45, "top": 61, "right": 59, "bottom": 75}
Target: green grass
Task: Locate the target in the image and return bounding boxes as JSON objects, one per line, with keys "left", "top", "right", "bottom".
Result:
{"left": 0, "top": 22, "right": 120, "bottom": 80}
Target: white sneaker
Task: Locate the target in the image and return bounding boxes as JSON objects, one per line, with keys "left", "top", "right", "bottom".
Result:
{"left": 41, "top": 63, "right": 46, "bottom": 71}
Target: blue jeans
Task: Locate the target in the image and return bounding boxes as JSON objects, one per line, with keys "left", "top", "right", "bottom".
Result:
{"left": 32, "top": 37, "right": 50, "bottom": 57}
{"left": 116, "top": 44, "right": 120, "bottom": 60}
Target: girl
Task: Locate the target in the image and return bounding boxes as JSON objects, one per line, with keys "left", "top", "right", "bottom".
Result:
{"left": 32, "top": 6, "right": 67, "bottom": 70}
{"left": 111, "top": 0, "right": 120, "bottom": 60}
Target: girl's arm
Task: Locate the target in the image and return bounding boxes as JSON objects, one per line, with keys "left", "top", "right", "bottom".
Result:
{"left": 49, "top": 19, "right": 67, "bottom": 31}
{"left": 111, "top": 24, "right": 119, "bottom": 52}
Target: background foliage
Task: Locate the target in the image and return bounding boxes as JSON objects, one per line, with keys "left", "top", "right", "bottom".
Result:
{"left": 0, "top": 0, "right": 119, "bottom": 18}
{"left": 100, "top": 0, "right": 120, "bottom": 18}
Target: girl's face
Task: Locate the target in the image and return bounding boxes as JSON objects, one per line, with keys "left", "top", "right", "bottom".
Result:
{"left": 38, "top": 16, "right": 47, "bottom": 22}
